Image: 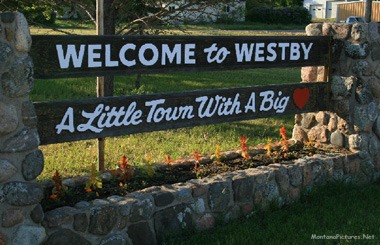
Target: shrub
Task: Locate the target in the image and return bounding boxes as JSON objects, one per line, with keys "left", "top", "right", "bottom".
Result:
{"left": 247, "top": 6, "right": 311, "bottom": 25}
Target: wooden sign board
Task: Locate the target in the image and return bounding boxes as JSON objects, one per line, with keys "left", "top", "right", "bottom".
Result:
{"left": 31, "top": 35, "right": 330, "bottom": 79}
{"left": 35, "top": 82, "right": 328, "bottom": 145}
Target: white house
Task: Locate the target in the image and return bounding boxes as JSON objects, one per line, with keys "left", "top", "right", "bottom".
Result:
{"left": 161, "top": 0, "right": 246, "bottom": 23}
{"left": 303, "top": 0, "right": 367, "bottom": 19}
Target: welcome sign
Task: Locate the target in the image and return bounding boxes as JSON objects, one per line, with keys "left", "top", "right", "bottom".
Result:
{"left": 31, "top": 35, "right": 330, "bottom": 79}
{"left": 35, "top": 82, "right": 328, "bottom": 144}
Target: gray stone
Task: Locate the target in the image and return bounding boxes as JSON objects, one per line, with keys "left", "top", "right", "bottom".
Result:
{"left": 172, "top": 183, "right": 192, "bottom": 201}
{"left": 331, "top": 130, "right": 344, "bottom": 147}
{"left": 152, "top": 191, "right": 175, "bottom": 207}
{"left": 154, "top": 204, "right": 192, "bottom": 242}
{"left": 232, "top": 176, "right": 253, "bottom": 202}
{"left": 372, "top": 46, "right": 380, "bottom": 61}
{"left": 30, "top": 204, "right": 44, "bottom": 224}
{"left": 14, "top": 12, "right": 32, "bottom": 52}
{"left": 352, "top": 60, "right": 369, "bottom": 76}
{"left": 208, "top": 181, "right": 232, "bottom": 212}
{"left": 22, "top": 101, "right": 38, "bottom": 127}
{"left": 73, "top": 213, "right": 88, "bottom": 232}
{"left": 43, "top": 229, "right": 91, "bottom": 245}
{"left": 345, "top": 42, "right": 370, "bottom": 59}
{"left": 348, "top": 134, "right": 369, "bottom": 152}
{"left": 129, "top": 197, "right": 154, "bottom": 223}
{"left": 270, "top": 165, "right": 290, "bottom": 198}
{"left": 328, "top": 115, "right": 338, "bottom": 132}
{"left": 292, "top": 125, "right": 308, "bottom": 143}
{"left": 1, "top": 208, "right": 23, "bottom": 227}
{"left": 1, "top": 181, "right": 43, "bottom": 206}
{"left": 301, "top": 113, "right": 317, "bottom": 129}
{"left": 360, "top": 159, "right": 375, "bottom": 178}
{"left": 0, "top": 159, "right": 17, "bottom": 183}
{"left": 305, "top": 23, "right": 322, "bottom": 36}
{"left": 367, "top": 102, "right": 378, "bottom": 121}
{"left": 74, "top": 201, "right": 91, "bottom": 209}
{"left": 1, "top": 12, "right": 15, "bottom": 23}
{"left": 1, "top": 56, "right": 33, "bottom": 98}
{"left": 22, "top": 149, "right": 44, "bottom": 181}
{"left": 331, "top": 76, "right": 354, "bottom": 98}
{"left": 351, "top": 23, "right": 368, "bottom": 44}
{"left": 195, "top": 213, "right": 215, "bottom": 230}
{"left": 369, "top": 134, "right": 380, "bottom": 156}
{"left": 353, "top": 105, "right": 373, "bottom": 132}
{"left": 128, "top": 221, "right": 156, "bottom": 245}
{"left": 2, "top": 128, "right": 40, "bottom": 153}
{"left": 43, "top": 206, "right": 77, "bottom": 228}
{"left": 374, "top": 117, "right": 380, "bottom": 139}
{"left": 356, "top": 84, "right": 373, "bottom": 105}
{"left": 332, "top": 99, "right": 350, "bottom": 118}
{"left": 12, "top": 224, "right": 46, "bottom": 245}
{"left": 190, "top": 198, "right": 206, "bottom": 214}
{"left": 0, "top": 41, "right": 13, "bottom": 64}
{"left": 286, "top": 164, "right": 303, "bottom": 187}
{"left": 368, "top": 76, "right": 380, "bottom": 99}
{"left": 99, "top": 234, "right": 130, "bottom": 245}
{"left": 307, "top": 125, "right": 328, "bottom": 143}
{"left": 0, "top": 102, "right": 18, "bottom": 135}
{"left": 89, "top": 205, "right": 118, "bottom": 235}
{"left": 315, "top": 111, "right": 329, "bottom": 125}
{"left": 332, "top": 24, "right": 351, "bottom": 39}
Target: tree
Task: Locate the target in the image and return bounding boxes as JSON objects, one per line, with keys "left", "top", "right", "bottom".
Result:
{"left": 1, "top": 0, "right": 231, "bottom": 34}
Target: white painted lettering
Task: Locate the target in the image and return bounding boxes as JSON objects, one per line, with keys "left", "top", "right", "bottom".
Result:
{"left": 119, "top": 44, "right": 136, "bottom": 67}
{"left": 278, "top": 43, "right": 290, "bottom": 60}
{"left": 55, "top": 107, "right": 75, "bottom": 134}
{"left": 184, "top": 44, "right": 196, "bottom": 64}
{"left": 88, "top": 44, "right": 102, "bottom": 68}
{"left": 235, "top": 43, "right": 254, "bottom": 62}
{"left": 56, "top": 44, "right": 85, "bottom": 69}
{"left": 301, "top": 43, "right": 313, "bottom": 60}
{"left": 105, "top": 44, "right": 119, "bottom": 67}
{"left": 139, "top": 43, "right": 159, "bottom": 66}
{"left": 289, "top": 43, "right": 301, "bottom": 60}
{"left": 266, "top": 43, "right": 277, "bottom": 62}
{"left": 162, "top": 44, "right": 182, "bottom": 65}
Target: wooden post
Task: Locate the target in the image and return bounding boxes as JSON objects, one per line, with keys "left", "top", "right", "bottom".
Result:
{"left": 96, "top": 0, "right": 114, "bottom": 171}
{"left": 366, "top": 0, "right": 372, "bottom": 23}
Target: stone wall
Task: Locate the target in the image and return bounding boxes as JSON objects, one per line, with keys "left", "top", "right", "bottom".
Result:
{"left": 293, "top": 22, "right": 380, "bottom": 181}
{"left": 41, "top": 152, "right": 371, "bottom": 245}
{"left": 0, "top": 12, "right": 46, "bottom": 244}
{"left": 0, "top": 12, "right": 379, "bottom": 245}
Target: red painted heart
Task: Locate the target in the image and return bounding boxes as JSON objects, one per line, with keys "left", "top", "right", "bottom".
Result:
{"left": 293, "top": 88, "right": 310, "bottom": 109}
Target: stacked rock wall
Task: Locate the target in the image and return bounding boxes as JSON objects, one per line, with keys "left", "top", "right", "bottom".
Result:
{"left": 0, "top": 12, "right": 45, "bottom": 244}
{"left": 293, "top": 22, "right": 380, "bottom": 181}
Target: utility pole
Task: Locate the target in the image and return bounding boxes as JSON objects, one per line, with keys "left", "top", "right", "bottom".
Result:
{"left": 365, "top": 0, "right": 372, "bottom": 23}
{"left": 96, "top": 0, "right": 114, "bottom": 171}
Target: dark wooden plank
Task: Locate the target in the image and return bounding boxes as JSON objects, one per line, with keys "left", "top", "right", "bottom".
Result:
{"left": 31, "top": 35, "right": 331, "bottom": 79}
{"left": 35, "top": 82, "right": 329, "bottom": 145}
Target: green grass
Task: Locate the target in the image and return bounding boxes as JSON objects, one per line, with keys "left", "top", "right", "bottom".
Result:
{"left": 34, "top": 68, "right": 299, "bottom": 181}
{"left": 163, "top": 182, "right": 380, "bottom": 245}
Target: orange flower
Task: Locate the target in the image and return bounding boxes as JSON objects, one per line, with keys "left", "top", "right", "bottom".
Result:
{"left": 85, "top": 187, "right": 92, "bottom": 193}
{"left": 50, "top": 194, "right": 58, "bottom": 200}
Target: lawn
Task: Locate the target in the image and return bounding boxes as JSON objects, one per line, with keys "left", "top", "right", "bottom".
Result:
{"left": 163, "top": 182, "right": 380, "bottom": 245}
{"left": 31, "top": 22, "right": 305, "bottom": 181}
